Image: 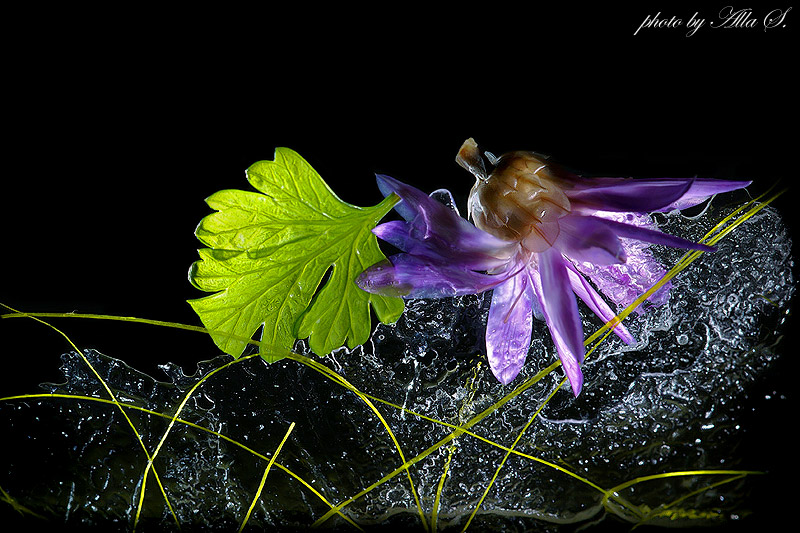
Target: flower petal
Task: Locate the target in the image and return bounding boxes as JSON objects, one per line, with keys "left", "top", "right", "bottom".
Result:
{"left": 372, "top": 220, "right": 411, "bottom": 250}
{"left": 376, "top": 174, "right": 419, "bottom": 222}
{"left": 557, "top": 215, "right": 627, "bottom": 265}
{"left": 357, "top": 255, "right": 511, "bottom": 299}
{"left": 374, "top": 174, "right": 516, "bottom": 269}
{"left": 536, "top": 247, "right": 586, "bottom": 396}
{"left": 653, "top": 179, "right": 752, "bottom": 211}
{"left": 485, "top": 268, "right": 534, "bottom": 385}
{"left": 567, "top": 177, "right": 695, "bottom": 213}
{"left": 564, "top": 260, "right": 636, "bottom": 345}
{"left": 373, "top": 219, "right": 513, "bottom": 271}
{"left": 575, "top": 253, "right": 672, "bottom": 313}
{"left": 571, "top": 212, "right": 673, "bottom": 311}
{"left": 568, "top": 176, "right": 751, "bottom": 214}
{"left": 587, "top": 216, "right": 715, "bottom": 252}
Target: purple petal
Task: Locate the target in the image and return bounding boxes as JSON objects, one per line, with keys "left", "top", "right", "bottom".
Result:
{"left": 372, "top": 220, "right": 411, "bottom": 250}
{"left": 357, "top": 255, "right": 512, "bottom": 299}
{"left": 544, "top": 317, "right": 584, "bottom": 396}
{"left": 374, "top": 174, "right": 516, "bottom": 268}
{"left": 586, "top": 215, "right": 715, "bottom": 252}
{"left": 536, "top": 247, "right": 586, "bottom": 396}
{"left": 376, "top": 174, "right": 419, "bottom": 221}
{"left": 485, "top": 267, "right": 534, "bottom": 385}
{"left": 653, "top": 178, "right": 752, "bottom": 211}
{"left": 567, "top": 177, "right": 695, "bottom": 213}
{"left": 572, "top": 212, "right": 673, "bottom": 311}
{"left": 574, "top": 252, "right": 673, "bottom": 313}
{"left": 557, "top": 214, "right": 627, "bottom": 265}
{"left": 564, "top": 260, "right": 636, "bottom": 345}
{"left": 568, "top": 176, "right": 751, "bottom": 214}
{"left": 373, "top": 219, "right": 513, "bottom": 271}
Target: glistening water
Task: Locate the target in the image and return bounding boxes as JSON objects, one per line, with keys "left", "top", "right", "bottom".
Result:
{"left": 1, "top": 202, "right": 794, "bottom": 531}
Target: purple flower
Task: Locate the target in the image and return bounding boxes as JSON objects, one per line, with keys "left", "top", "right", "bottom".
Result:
{"left": 357, "top": 139, "right": 751, "bottom": 396}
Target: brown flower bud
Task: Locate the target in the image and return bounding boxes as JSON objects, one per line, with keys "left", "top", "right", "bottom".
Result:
{"left": 459, "top": 140, "right": 571, "bottom": 253}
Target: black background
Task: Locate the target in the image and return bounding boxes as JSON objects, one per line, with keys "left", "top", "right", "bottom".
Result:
{"left": 2, "top": 4, "right": 796, "bottom": 531}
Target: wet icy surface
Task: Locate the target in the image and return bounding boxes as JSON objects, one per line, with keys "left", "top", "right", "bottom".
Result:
{"left": 0, "top": 202, "right": 794, "bottom": 531}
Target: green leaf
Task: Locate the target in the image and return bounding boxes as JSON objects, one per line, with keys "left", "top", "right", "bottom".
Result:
{"left": 188, "top": 147, "right": 404, "bottom": 362}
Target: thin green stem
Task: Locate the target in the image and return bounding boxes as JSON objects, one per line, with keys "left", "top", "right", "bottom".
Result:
{"left": 0, "top": 392, "right": 363, "bottom": 530}
{"left": 238, "top": 422, "right": 296, "bottom": 532}
{"left": 461, "top": 378, "right": 565, "bottom": 532}
{"left": 0, "top": 303, "right": 180, "bottom": 530}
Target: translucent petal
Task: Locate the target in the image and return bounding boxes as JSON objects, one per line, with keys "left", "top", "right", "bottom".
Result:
{"left": 654, "top": 178, "right": 753, "bottom": 211}
{"left": 357, "top": 255, "right": 511, "bottom": 299}
{"left": 536, "top": 247, "right": 586, "bottom": 396}
{"left": 557, "top": 215, "right": 627, "bottom": 265}
{"left": 485, "top": 268, "right": 534, "bottom": 385}
{"left": 564, "top": 260, "right": 636, "bottom": 345}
